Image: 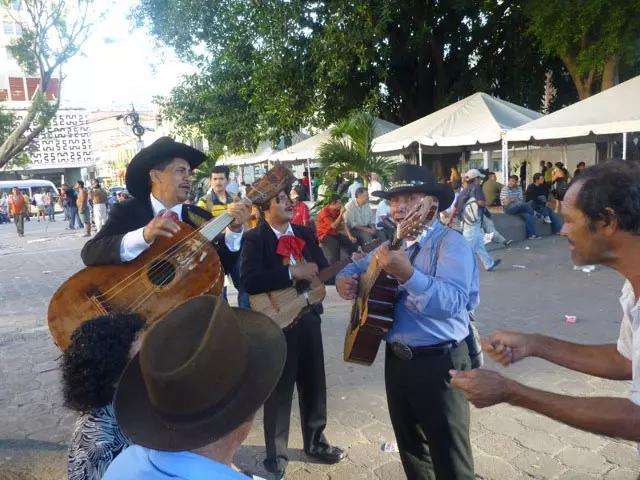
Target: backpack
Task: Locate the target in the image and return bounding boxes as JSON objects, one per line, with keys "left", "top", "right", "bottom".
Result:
{"left": 462, "top": 198, "right": 481, "bottom": 226}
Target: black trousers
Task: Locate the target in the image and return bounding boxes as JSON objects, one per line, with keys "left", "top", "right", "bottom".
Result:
{"left": 263, "top": 311, "right": 329, "bottom": 473}
{"left": 321, "top": 233, "right": 357, "bottom": 264}
{"left": 385, "top": 343, "right": 475, "bottom": 480}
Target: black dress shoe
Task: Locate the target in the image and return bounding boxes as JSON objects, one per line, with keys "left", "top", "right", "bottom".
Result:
{"left": 305, "top": 446, "right": 345, "bottom": 464}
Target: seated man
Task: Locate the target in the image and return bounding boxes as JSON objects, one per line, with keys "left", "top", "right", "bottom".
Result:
{"left": 482, "top": 172, "right": 504, "bottom": 207}
{"left": 526, "top": 173, "right": 562, "bottom": 234}
{"left": 375, "top": 198, "right": 394, "bottom": 240}
{"left": 317, "top": 195, "right": 357, "bottom": 263}
{"left": 345, "top": 187, "right": 378, "bottom": 245}
{"left": 103, "top": 295, "right": 287, "bottom": 480}
{"left": 62, "top": 313, "right": 146, "bottom": 480}
{"left": 500, "top": 175, "right": 541, "bottom": 240}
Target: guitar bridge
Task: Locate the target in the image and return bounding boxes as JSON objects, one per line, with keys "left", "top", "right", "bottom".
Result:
{"left": 85, "top": 288, "right": 112, "bottom": 316}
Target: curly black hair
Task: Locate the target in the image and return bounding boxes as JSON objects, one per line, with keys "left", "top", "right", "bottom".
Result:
{"left": 574, "top": 160, "right": 640, "bottom": 234}
{"left": 61, "top": 313, "right": 146, "bottom": 413}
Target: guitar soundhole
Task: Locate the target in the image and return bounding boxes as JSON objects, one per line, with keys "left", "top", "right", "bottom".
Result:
{"left": 147, "top": 260, "right": 176, "bottom": 287}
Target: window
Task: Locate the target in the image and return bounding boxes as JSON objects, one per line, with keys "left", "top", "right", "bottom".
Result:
{"left": 3, "top": 22, "right": 14, "bottom": 36}
{"left": 15, "top": 24, "right": 22, "bottom": 35}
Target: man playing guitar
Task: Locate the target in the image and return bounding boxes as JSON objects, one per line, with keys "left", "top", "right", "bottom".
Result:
{"left": 336, "top": 164, "right": 478, "bottom": 480}
{"left": 81, "top": 137, "right": 250, "bottom": 270}
{"left": 241, "top": 188, "right": 344, "bottom": 480}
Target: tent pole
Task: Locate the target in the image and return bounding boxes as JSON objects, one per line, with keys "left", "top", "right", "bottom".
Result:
{"left": 501, "top": 136, "right": 509, "bottom": 184}
{"left": 418, "top": 144, "right": 423, "bottom": 166}
{"left": 623, "top": 132, "right": 628, "bottom": 160}
{"left": 483, "top": 150, "right": 491, "bottom": 170}
{"left": 307, "top": 158, "right": 314, "bottom": 202}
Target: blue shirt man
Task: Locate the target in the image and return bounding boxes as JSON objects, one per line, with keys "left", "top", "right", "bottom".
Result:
{"left": 335, "top": 162, "right": 477, "bottom": 480}
{"left": 338, "top": 220, "right": 478, "bottom": 347}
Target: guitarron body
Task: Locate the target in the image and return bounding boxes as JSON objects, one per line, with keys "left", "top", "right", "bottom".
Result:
{"left": 249, "top": 277, "right": 326, "bottom": 329}
{"left": 48, "top": 224, "right": 223, "bottom": 350}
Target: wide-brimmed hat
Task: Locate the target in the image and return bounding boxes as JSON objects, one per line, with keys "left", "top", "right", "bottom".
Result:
{"left": 125, "top": 137, "right": 208, "bottom": 199}
{"left": 114, "top": 296, "right": 286, "bottom": 452}
{"left": 371, "top": 163, "right": 455, "bottom": 211}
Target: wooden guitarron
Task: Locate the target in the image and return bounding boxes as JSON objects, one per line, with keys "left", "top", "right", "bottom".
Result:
{"left": 250, "top": 239, "right": 382, "bottom": 330}
{"left": 344, "top": 197, "right": 439, "bottom": 365}
{"left": 47, "top": 165, "right": 295, "bottom": 350}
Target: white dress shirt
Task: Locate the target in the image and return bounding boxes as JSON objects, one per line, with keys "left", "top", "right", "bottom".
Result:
{"left": 119, "top": 194, "right": 243, "bottom": 262}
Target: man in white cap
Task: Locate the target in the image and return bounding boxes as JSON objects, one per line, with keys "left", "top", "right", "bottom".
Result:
{"left": 448, "top": 169, "right": 501, "bottom": 272}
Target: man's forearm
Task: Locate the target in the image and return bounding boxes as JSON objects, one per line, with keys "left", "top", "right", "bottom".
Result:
{"left": 508, "top": 382, "right": 640, "bottom": 441}
{"left": 530, "top": 335, "right": 632, "bottom": 380}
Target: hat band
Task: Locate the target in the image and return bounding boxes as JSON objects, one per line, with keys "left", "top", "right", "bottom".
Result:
{"left": 151, "top": 354, "right": 250, "bottom": 426}
{"left": 389, "top": 180, "right": 430, "bottom": 189}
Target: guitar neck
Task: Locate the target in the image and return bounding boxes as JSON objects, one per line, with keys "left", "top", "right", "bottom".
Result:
{"left": 317, "top": 238, "right": 383, "bottom": 283}
{"left": 199, "top": 212, "right": 235, "bottom": 242}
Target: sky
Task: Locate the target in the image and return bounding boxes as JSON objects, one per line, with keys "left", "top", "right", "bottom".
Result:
{"left": 61, "top": 1, "right": 195, "bottom": 110}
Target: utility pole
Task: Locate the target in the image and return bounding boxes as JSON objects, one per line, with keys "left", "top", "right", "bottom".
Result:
{"left": 116, "top": 105, "right": 153, "bottom": 152}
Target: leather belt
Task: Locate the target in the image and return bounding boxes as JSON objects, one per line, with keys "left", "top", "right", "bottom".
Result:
{"left": 390, "top": 340, "right": 461, "bottom": 361}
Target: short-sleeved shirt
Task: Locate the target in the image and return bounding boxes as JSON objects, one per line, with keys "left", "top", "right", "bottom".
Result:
{"left": 196, "top": 191, "right": 235, "bottom": 218}
{"left": 291, "top": 201, "right": 310, "bottom": 227}
{"left": 617, "top": 281, "right": 640, "bottom": 407}
{"left": 316, "top": 205, "right": 340, "bottom": 241}
{"left": 482, "top": 179, "right": 503, "bottom": 206}
{"left": 345, "top": 199, "right": 375, "bottom": 228}
{"left": 500, "top": 185, "right": 523, "bottom": 205}
{"left": 455, "top": 184, "right": 485, "bottom": 221}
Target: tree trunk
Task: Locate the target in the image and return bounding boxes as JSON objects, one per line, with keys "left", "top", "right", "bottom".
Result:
{"left": 559, "top": 53, "right": 593, "bottom": 100}
{"left": 600, "top": 56, "right": 618, "bottom": 92}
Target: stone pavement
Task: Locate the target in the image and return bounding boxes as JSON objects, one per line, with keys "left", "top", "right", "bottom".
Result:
{"left": 0, "top": 218, "right": 639, "bottom": 479}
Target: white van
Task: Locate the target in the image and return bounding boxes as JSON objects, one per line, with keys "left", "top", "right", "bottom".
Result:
{"left": 0, "top": 179, "right": 59, "bottom": 216}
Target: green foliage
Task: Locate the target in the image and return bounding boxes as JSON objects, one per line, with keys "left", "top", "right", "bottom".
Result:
{"left": 525, "top": 0, "right": 640, "bottom": 96}
{"left": 134, "top": 0, "right": 573, "bottom": 150}
{"left": 191, "top": 150, "right": 222, "bottom": 191}
{"left": 317, "top": 112, "right": 396, "bottom": 190}
{"left": 0, "top": 108, "right": 17, "bottom": 144}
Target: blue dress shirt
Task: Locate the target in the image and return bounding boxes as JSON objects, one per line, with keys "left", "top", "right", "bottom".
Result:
{"left": 103, "top": 445, "right": 249, "bottom": 479}
{"left": 337, "top": 221, "right": 479, "bottom": 347}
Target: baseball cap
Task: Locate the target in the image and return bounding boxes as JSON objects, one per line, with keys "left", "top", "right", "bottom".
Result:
{"left": 464, "top": 169, "right": 485, "bottom": 180}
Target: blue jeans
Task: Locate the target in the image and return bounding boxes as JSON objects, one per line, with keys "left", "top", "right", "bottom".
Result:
{"left": 47, "top": 203, "right": 55, "bottom": 220}
{"left": 504, "top": 202, "right": 537, "bottom": 237}
{"left": 463, "top": 223, "right": 495, "bottom": 270}
{"left": 68, "top": 206, "right": 84, "bottom": 229}
{"left": 222, "top": 259, "right": 251, "bottom": 309}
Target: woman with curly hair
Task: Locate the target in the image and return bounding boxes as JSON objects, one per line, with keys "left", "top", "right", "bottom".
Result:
{"left": 62, "top": 313, "right": 146, "bottom": 480}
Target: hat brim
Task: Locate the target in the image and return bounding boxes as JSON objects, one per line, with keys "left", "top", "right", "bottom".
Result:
{"left": 125, "top": 142, "right": 207, "bottom": 199}
{"left": 371, "top": 184, "right": 455, "bottom": 212}
{"left": 114, "top": 307, "right": 286, "bottom": 452}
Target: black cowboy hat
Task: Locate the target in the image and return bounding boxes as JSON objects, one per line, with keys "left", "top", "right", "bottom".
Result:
{"left": 125, "top": 137, "right": 208, "bottom": 199}
{"left": 114, "top": 296, "right": 286, "bottom": 452}
{"left": 371, "top": 163, "right": 455, "bottom": 211}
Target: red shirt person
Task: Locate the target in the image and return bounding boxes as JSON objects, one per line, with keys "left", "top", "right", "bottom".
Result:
{"left": 315, "top": 195, "right": 357, "bottom": 263}
{"left": 290, "top": 189, "right": 311, "bottom": 227}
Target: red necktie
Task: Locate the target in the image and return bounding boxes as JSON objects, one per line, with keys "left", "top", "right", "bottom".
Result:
{"left": 157, "top": 209, "right": 180, "bottom": 222}
{"left": 276, "top": 235, "right": 306, "bottom": 261}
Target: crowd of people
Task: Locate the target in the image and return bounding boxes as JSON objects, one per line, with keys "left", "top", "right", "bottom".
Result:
{"left": 26, "top": 137, "right": 638, "bottom": 480}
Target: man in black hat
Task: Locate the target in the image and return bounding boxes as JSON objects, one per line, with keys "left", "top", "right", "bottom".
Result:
{"left": 336, "top": 163, "right": 477, "bottom": 480}
{"left": 81, "top": 137, "right": 249, "bottom": 273}
{"left": 103, "top": 295, "right": 287, "bottom": 479}
{"left": 241, "top": 187, "right": 345, "bottom": 480}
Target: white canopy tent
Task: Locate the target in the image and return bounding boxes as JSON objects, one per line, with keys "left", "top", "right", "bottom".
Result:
{"left": 269, "top": 118, "right": 400, "bottom": 162}
{"left": 218, "top": 132, "right": 311, "bottom": 167}
{"left": 504, "top": 75, "right": 640, "bottom": 175}
{"left": 372, "top": 93, "right": 543, "bottom": 166}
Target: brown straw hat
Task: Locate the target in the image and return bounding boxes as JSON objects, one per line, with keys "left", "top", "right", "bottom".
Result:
{"left": 114, "top": 295, "right": 286, "bottom": 452}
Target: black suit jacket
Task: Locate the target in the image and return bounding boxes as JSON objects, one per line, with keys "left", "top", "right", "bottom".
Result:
{"left": 80, "top": 197, "right": 238, "bottom": 273}
{"left": 241, "top": 222, "right": 329, "bottom": 296}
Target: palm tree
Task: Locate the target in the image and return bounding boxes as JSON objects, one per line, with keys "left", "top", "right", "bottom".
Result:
{"left": 191, "top": 151, "right": 221, "bottom": 196}
{"left": 317, "top": 112, "right": 396, "bottom": 191}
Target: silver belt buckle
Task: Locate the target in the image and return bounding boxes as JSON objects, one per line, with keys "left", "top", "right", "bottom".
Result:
{"left": 391, "top": 342, "right": 413, "bottom": 360}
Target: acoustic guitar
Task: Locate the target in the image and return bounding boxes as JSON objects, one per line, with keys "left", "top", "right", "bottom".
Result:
{"left": 47, "top": 165, "right": 295, "bottom": 350}
{"left": 344, "top": 196, "right": 439, "bottom": 366}
{"left": 249, "top": 239, "right": 383, "bottom": 329}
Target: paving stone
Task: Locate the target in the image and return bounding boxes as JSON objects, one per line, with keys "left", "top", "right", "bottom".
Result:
{"left": 322, "top": 424, "right": 366, "bottom": 451}
{"left": 557, "top": 380, "right": 595, "bottom": 395}
{"left": 473, "top": 453, "right": 520, "bottom": 479}
{"left": 599, "top": 442, "right": 640, "bottom": 470}
{"left": 559, "top": 426, "right": 609, "bottom": 451}
{"left": 13, "top": 389, "right": 49, "bottom": 406}
{"left": 289, "top": 467, "right": 328, "bottom": 480}
{"left": 478, "top": 415, "right": 526, "bottom": 438}
{"left": 21, "top": 414, "right": 58, "bottom": 434}
{"left": 331, "top": 409, "right": 376, "bottom": 430}
{"left": 17, "top": 402, "right": 51, "bottom": 419}
{"left": 361, "top": 421, "right": 397, "bottom": 444}
{"left": 557, "top": 446, "right": 610, "bottom": 475}
{"left": 512, "top": 450, "right": 565, "bottom": 478}
{"left": 514, "top": 429, "right": 565, "bottom": 455}
{"left": 373, "top": 460, "right": 405, "bottom": 480}
{"left": 328, "top": 461, "right": 370, "bottom": 480}
{"left": 474, "top": 433, "right": 526, "bottom": 460}
{"left": 554, "top": 469, "right": 604, "bottom": 480}
{"left": 511, "top": 410, "right": 566, "bottom": 434}
{"left": 605, "top": 466, "right": 640, "bottom": 480}
{"left": 346, "top": 443, "right": 393, "bottom": 470}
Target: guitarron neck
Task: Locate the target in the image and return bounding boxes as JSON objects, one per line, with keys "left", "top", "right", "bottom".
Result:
{"left": 199, "top": 212, "right": 235, "bottom": 241}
